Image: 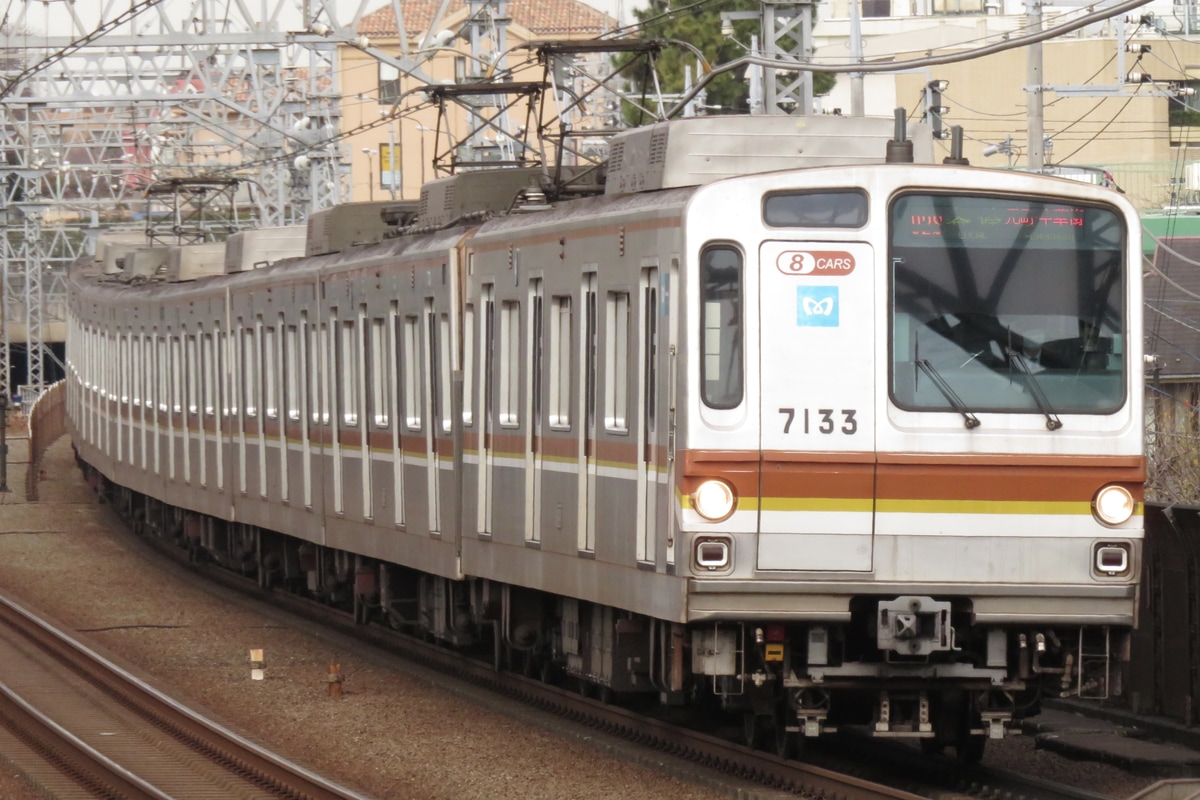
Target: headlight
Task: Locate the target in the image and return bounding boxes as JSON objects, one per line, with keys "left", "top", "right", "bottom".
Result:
{"left": 692, "top": 479, "right": 736, "bottom": 522}
{"left": 1093, "top": 485, "right": 1135, "bottom": 526}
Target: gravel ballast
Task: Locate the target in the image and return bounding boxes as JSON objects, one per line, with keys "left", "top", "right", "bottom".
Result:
{"left": 0, "top": 428, "right": 1166, "bottom": 799}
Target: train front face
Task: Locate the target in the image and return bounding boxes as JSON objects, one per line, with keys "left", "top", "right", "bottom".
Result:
{"left": 679, "top": 166, "right": 1143, "bottom": 745}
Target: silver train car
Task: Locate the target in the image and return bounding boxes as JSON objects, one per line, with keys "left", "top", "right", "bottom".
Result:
{"left": 66, "top": 114, "right": 1144, "bottom": 761}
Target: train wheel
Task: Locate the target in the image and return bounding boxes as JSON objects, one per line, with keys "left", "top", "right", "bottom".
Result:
{"left": 385, "top": 607, "right": 405, "bottom": 630}
{"left": 772, "top": 706, "right": 802, "bottom": 760}
{"left": 956, "top": 734, "right": 987, "bottom": 764}
{"left": 919, "top": 737, "right": 946, "bottom": 756}
{"left": 742, "top": 712, "right": 767, "bottom": 750}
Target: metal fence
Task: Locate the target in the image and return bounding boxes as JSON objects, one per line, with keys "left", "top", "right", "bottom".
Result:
{"left": 24, "top": 379, "right": 66, "bottom": 501}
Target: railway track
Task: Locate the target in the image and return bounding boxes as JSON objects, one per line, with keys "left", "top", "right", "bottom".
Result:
{"left": 0, "top": 591, "right": 372, "bottom": 800}
{"left": 121, "top": 517, "right": 1123, "bottom": 800}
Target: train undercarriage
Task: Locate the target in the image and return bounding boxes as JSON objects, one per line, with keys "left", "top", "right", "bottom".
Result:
{"left": 93, "top": 465, "right": 1128, "bottom": 764}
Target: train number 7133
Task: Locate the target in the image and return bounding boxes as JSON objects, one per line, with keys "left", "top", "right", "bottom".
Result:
{"left": 778, "top": 407, "right": 858, "bottom": 435}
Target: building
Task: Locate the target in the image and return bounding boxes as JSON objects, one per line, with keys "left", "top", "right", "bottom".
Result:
{"left": 815, "top": 6, "right": 1200, "bottom": 211}
{"left": 344, "top": 0, "right": 617, "bottom": 200}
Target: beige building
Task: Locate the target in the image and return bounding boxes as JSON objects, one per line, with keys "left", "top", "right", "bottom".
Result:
{"left": 819, "top": 14, "right": 1200, "bottom": 210}
{"left": 343, "top": 0, "right": 616, "bottom": 201}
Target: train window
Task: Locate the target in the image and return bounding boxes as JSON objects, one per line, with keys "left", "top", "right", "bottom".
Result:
{"left": 369, "top": 317, "right": 389, "bottom": 427}
{"left": 285, "top": 325, "right": 300, "bottom": 421}
{"left": 700, "top": 245, "right": 744, "bottom": 409}
{"left": 119, "top": 335, "right": 129, "bottom": 403}
{"left": 499, "top": 300, "right": 520, "bottom": 428}
{"left": 404, "top": 315, "right": 422, "bottom": 429}
{"left": 339, "top": 319, "right": 360, "bottom": 426}
{"left": 130, "top": 334, "right": 141, "bottom": 406}
{"left": 307, "top": 322, "right": 325, "bottom": 425}
{"left": 158, "top": 337, "right": 169, "bottom": 413}
{"left": 584, "top": 278, "right": 597, "bottom": 436}
{"left": 763, "top": 190, "right": 868, "bottom": 228}
{"left": 171, "top": 336, "right": 183, "bottom": 414}
{"left": 217, "top": 330, "right": 228, "bottom": 416}
{"left": 531, "top": 280, "right": 544, "bottom": 436}
{"left": 203, "top": 333, "right": 216, "bottom": 416}
{"left": 549, "top": 296, "right": 572, "bottom": 429}
{"left": 463, "top": 305, "right": 475, "bottom": 427}
{"left": 241, "top": 328, "right": 257, "bottom": 417}
{"left": 427, "top": 306, "right": 441, "bottom": 431}
{"left": 605, "top": 292, "right": 630, "bottom": 433}
{"left": 889, "top": 193, "right": 1126, "bottom": 415}
{"left": 642, "top": 269, "right": 658, "bottom": 436}
{"left": 152, "top": 334, "right": 159, "bottom": 410}
{"left": 186, "top": 334, "right": 199, "bottom": 415}
{"left": 439, "top": 313, "right": 453, "bottom": 433}
{"left": 263, "top": 326, "right": 278, "bottom": 419}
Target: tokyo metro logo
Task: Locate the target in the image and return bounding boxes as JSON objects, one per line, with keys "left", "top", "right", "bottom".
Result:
{"left": 796, "top": 286, "right": 839, "bottom": 327}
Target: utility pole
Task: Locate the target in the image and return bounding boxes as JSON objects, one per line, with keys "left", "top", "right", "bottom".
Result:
{"left": 762, "top": 0, "right": 815, "bottom": 114}
{"left": 1027, "top": 0, "right": 1044, "bottom": 171}
{"left": 849, "top": 0, "right": 864, "bottom": 116}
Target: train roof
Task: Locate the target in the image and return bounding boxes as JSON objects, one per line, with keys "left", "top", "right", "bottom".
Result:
{"left": 604, "top": 114, "right": 935, "bottom": 196}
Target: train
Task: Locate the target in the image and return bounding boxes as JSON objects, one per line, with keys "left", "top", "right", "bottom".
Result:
{"left": 65, "top": 113, "right": 1145, "bottom": 762}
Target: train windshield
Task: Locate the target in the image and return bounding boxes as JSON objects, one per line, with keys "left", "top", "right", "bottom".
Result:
{"left": 889, "top": 193, "right": 1126, "bottom": 416}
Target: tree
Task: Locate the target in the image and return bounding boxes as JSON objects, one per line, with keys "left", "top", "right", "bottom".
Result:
{"left": 617, "top": 0, "right": 835, "bottom": 121}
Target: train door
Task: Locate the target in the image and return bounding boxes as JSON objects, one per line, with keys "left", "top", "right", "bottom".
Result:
{"left": 527, "top": 278, "right": 544, "bottom": 544}
{"left": 665, "top": 258, "right": 680, "bottom": 568}
{"left": 301, "top": 313, "right": 316, "bottom": 509}
{"left": 577, "top": 271, "right": 598, "bottom": 552}
{"left": 330, "top": 310, "right": 344, "bottom": 515}
{"left": 281, "top": 320, "right": 297, "bottom": 503}
{"left": 636, "top": 265, "right": 660, "bottom": 565}
{"left": 756, "top": 240, "right": 876, "bottom": 572}
{"left": 260, "top": 319, "right": 275, "bottom": 499}
{"left": 478, "top": 285, "right": 495, "bottom": 535}
{"left": 357, "top": 306, "right": 371, "bottom": 519}
{"left": 388, "top": 302, "right": 405, "bottom": 526}
{"left": 424, "top": 298, "right": 441, "bottom": 534}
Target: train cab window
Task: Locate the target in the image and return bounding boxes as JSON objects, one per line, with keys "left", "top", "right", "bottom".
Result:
{"left": 763, "top": 190, "right": 868, "bottom": 228}
{"left": 889, "top": 193, "right": 1126, "bottom": 415}
{"left": 700, "top": 245, "right": 744, "bottom": 409}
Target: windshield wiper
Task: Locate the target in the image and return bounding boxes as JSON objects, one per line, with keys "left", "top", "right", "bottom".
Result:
{"left": 1007, "top": 351, "right": 1063, "bottom": 431}
{"left": 916, "top": 359, "right": 980, "bottom": 429}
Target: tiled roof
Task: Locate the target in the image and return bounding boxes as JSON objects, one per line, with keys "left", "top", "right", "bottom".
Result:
{"left": 1149, "top": 238, "right": 1200, "bottom": 380}
{"left": 358, "top": 0, "right": 615, "bottom": 39}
